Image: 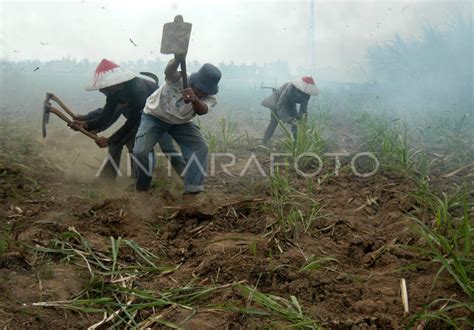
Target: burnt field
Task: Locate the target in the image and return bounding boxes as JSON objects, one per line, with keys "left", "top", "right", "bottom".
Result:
{"left": 1, "top": 1, "right": 473, "bottom": 328}
{"left": 0, "top": 100, "right": 472, "bottom": 329}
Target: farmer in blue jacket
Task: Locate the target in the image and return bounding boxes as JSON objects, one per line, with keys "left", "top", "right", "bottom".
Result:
{"left": 71, "top": 59, "right": 185, "bottom": 181}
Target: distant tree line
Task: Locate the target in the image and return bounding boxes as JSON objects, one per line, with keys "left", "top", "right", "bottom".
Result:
{"left": 0, "top": 57, "right": 292, "bottom": 82}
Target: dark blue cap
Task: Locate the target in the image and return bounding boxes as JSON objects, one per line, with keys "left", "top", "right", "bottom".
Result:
{"left": 190, "top": 63, "right": 221, "bottom": 95}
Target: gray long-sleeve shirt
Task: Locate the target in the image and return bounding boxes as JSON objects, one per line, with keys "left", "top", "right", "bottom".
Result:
{"left": 261, "top": 82, "right": 310, "bottom": 123}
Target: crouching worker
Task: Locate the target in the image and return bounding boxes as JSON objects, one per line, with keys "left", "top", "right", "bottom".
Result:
{"left": 261, "top": 76, "right": 319, "bottom": 145}
{"left": 70, "top": 59, "right": 186, "bottom": 181}
{"left": 133, "top": 55, "right": 221, "bottom": 194}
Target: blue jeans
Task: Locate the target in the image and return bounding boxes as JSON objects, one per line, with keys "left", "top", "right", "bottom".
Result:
{"left": 102, "top": 131, "right": 186, "bottom": 181}
{"left": 133, "top": 114, "right": 208, "bottom": 193}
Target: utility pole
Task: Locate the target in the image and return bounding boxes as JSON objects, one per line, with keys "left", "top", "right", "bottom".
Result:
{"left": 307, "top": 0, "right": 316, "bottom": 71}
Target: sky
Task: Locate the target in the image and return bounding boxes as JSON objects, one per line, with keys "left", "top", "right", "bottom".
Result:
{"left": 0, "top": 0, "right": 472, "bottom": 79}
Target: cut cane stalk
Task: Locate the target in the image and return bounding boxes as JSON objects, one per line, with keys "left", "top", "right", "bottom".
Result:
{"left": 401, "top": 278, "right": 409, "bottom": 314}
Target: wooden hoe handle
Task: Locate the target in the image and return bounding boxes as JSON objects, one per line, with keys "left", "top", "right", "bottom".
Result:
{"left": 46, "top": 93, "right": 77, "bottom": 119}
{"left": 48, "top": 106, "right": 99, "bottom": 141}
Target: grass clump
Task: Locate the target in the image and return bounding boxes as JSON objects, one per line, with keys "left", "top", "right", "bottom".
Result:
{"left": 237, "top": 284, "right": 320, "bottom": 329}
{"left": 299, "top": 255, "right": 338, "bottom": 272}
{"left": 269, "top": 169, "right": 322, "bottom": 238}
{"left": 278, "top": 116, "right": 325, "bottom": 160}
{"left": 355, "top": 112, "right": 427, "bottom": 175}
{"left": 406, "top": 189, "right": 473, "bottom": 329}
{"left": 32, "top": 227, "right": 249, "bottom": 328}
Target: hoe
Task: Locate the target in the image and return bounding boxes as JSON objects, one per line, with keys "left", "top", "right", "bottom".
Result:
{"left": 42, "top": 92, "right": 99, "bottom": 141}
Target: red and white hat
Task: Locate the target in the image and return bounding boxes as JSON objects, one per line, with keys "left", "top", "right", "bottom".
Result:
{"left": 85, "top": 59, "right": 136, "bottom": 91}
{"left": 292, "top": 76, "right": 319, "bottom": 96}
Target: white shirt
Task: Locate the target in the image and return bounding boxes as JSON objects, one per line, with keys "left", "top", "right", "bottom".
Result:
{"left": 143, "top": 77, "right": 217, "bottom": 124}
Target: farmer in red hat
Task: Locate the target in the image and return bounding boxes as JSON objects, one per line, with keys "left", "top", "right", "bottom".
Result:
{"left": 261, "top": 76, "right": 319, "bottom": 145}
{"left": 70, "top": 59, "right": 186, "bottom": 181}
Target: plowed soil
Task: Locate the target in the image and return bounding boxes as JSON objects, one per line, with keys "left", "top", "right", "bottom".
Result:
{"left": 0, "top": 122, "right": 471, "bottom": 329}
